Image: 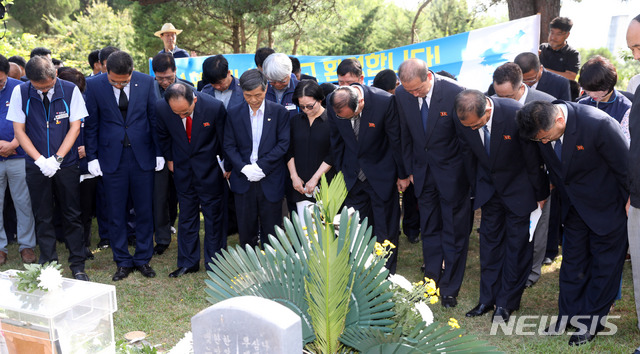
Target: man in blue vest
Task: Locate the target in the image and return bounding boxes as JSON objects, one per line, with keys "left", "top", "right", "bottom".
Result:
{"left": 7, "top": 55, "right": 89, "bottom": 280}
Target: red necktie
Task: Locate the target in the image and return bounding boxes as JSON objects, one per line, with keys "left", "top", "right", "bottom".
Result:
{"left": 186, "top": 116, "right": 192, "bottom": 143}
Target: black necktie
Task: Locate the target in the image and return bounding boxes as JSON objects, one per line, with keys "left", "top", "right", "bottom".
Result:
{"left": 421, "top": 97, "right": 429, "bottom": 134}
{"left": 119, "top": 88, "right": 128, "bottom": 119}
{"left": 42, "top": 91, "right": 50, "bottom": 119}
{"left": 483, "top": 125, "right": 491, "bottom": 156}
{"left": 352, "top": 115, "right": 366, "bottom": 181}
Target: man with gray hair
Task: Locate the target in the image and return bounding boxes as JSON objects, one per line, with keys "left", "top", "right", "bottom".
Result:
{"left": 263, "top": 53, "right": 299, "bottom": 117}
{"left": 224, "top": 69, "right": 290, "bottom": 247}
{"left": 7, "top": 55, "right": 89, "bottom": 280}
{"left": 327, "top": 83, "right": 408, "bottom": 274}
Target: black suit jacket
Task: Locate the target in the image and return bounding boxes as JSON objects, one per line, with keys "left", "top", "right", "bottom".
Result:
{"left": 456, "top": 97, "right": 548, "bottom": 216}
{"left": 327, "top": 84, "right": 406, "bottom": 201}
{"left": 156, "top": 92, "right": 227, "bottom": 195}
{"left": 540, "top": 101, "right": 629, "bottom": 234}
{"left": 536, "top": 69, "right": 571, "bottom": 101}
{"left": 396, "top": 73, "right": 469, "bottom": 202}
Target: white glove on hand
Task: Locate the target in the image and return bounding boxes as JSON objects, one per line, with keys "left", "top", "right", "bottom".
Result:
{"left": 251, "top": 163, "right": 265, "bottom": 181}
{"left": 88, "top": 159, "right": 103, "bottom": 176}
{"left": 156, "top": 156, "right": 165, "bottom": 171}
{"left": 44, "top": 156, "right": 61, "bottom": 177}
{"left": 241, "top": 164, "right": 265, "bottom": 182}
{"left": 34, "top": 156, "right": 55, "bottom": 178}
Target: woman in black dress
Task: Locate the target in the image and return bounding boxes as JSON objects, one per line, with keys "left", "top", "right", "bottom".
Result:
{"left": 287, "top": 80, "right": 334, "bottom": 217}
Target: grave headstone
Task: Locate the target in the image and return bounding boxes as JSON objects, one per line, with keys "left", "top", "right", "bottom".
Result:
{"left": 192, "top": 296, "right": 302, "bottom": 354}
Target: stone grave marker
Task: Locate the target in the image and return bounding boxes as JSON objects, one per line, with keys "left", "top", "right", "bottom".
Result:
{"left": 192, "top": 296, "right": 302, "bottom": 354}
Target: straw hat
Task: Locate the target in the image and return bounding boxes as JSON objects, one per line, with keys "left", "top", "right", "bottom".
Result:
{"left": 154, "top": 23, "right": 183, "bottom": 37}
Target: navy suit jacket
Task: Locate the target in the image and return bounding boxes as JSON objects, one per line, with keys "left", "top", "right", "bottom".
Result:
{"left": 156, "top": 92, "right": 227, "bottom": 194}
{"left": 540, "top": 101, "right": 629, "bottom": 235}
{"left": 223, "top": 99, "right": 290, "bottom": 203}
{"left": 396, "top": 73, "right": 469, "bottom": 202}
{"left": 327, "top": 84, "right": 406, "bottom": 201}
{"left": 536, "top": 69, "right": 571, "bottom": 101}
{"left": 85, "top": 71, "right": 160, "bottom": 174}
{"left": 456, "top": 97, "right": 549, "bottom": 216}
{"left": 201, "top": 76, "right": 245, "bottom": 110}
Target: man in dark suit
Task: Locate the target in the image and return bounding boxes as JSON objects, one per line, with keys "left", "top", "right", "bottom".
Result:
{"left": 224, "top": 69, "right": 289, "bottom": 247}
{"left": 156, "top": 82, "right": 227, "bottom": 277}
{"left": 515, "top": 52, "right": 571, "bottom": 101}
{"left": 516, "top": 100, "right": 629, "bottom": 346}
{"left": 326, "top": 85, "right": 408, "bottom": 274}
{"left": 85, "top": 51, "right": 164, "bottom": 281}
{"left": 454, "top": 90, "right": 549, "bottom": 323}
{"left": 396, "top": 58, "right": 470, "bottom": 307}
{"left": 201, "top": 55, "right": 245, "bottom": 110}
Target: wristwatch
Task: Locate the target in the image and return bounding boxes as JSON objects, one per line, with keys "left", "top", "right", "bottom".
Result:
{"left": 53, "top": 154, "right": 64, "bottom": 163}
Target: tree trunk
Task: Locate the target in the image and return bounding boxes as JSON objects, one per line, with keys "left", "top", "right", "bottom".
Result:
{"left": 231, "top": 15, "right": 241, "bottom": 53}
{"left": 240, "top": 18, "right": 247, "bottom": 53}
{"left": 411, "top": 0, "right": 432, "bottom": 44}
{"left": 256, "top": 28, "right": 264, "bottom": 52}
{"left": 506, "top": 0, "right": 561, "bottom": 45}
{"left": 268, "top": 28, "right": 274, "bottom": 48}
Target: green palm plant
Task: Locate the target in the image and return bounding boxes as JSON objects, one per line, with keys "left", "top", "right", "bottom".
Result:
{"left": 204, "top": 172, "right": 498, "bottom": 353}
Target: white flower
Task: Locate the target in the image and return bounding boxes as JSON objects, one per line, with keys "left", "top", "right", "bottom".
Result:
{"left": 37, "top": 266, "right": 63, "bottom": 291}
{"left": 388, "top": 274, "right": 413, "bottom": 292}
{"left": 168, "top": 331, "right": 193, "bottom": 354}
{"left": 415, "top": 301, "right": 434, "bottom": 325}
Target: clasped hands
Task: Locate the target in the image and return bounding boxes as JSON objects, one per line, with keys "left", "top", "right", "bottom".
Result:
{"left": 34, "top": 156, "right": 61, "bottom": 178}
{"left": 241, "top": 163, "right": 265, "bottom": 182}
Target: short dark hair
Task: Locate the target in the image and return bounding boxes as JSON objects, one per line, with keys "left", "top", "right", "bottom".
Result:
{"left": 255, "top": 47, "right": 275, "bottom": 68}
{"left": 578, "top": 55, "right": 617, "bottom": 93}
{"left": 25, "top": 56, "right": 56, "bottom": 82}
{"left": 99, "top": 46, "right": 120, "bottom": 65}
{"left": 290, "top": 56, "right": 301, "bottom": 75}
{"left": 634, "top": 14, "right": 640, "bottom": 22}
{"left": 0, "top": 54, "right": 10, "bottom": 75}
{"left": 52, "top": 58, "right": 63, "bottom": 66}
{"left": 30, "top": 47, "right": 51, "bottom": 59}
{"left": 57, "top": 67, "right": 86, "bottom": 93}
{"left": 516, "top": 101, "right": 558, "bottom": 140}
{"left": 152, "top": 53, "right": 176, "bottom": 73}
{"left": 493, "top": 62, "right": 523, "bottom": 89}
{"left": 239, "top": 69, "right": 267, "bottom": 92}
{"left": 337, "top": 58, "right": 362, "bottom": 78}
{"left": 164, "top": 81, "right": 195, "bottom": 106}
{"left": 454, "top": 89, "right": 486, "bottom": 120}
{"left": 372, "top": 69, "right": 398, "bottom": 93}
{"left": 106, "top": 51, "right": 134, "bottom": 75}
{"left": 292, "top": 80, "right": 325, "bottom": 107}
{"left": 514, "top": 52, "right": 541, "bottom": 74}
{"left": 8, "top": 55, "right": 26, "bottom": 68}
{"left": 436, "top": 70, "right": 456, "bottom": 80}
{"left": 550, "top": 17, "right": 573, "bottom": 32}
{"left": 88, "top": 50, "right": 100, "bottom": 70}
{"left": 330, "top": 86, "right": 359, "bottom": 112}
{"left": 202, "top": 55, "right": 229, "bottom": 84}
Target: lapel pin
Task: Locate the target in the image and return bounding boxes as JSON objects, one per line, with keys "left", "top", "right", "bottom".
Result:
{"left": 267, "top": 118, "right": 271, "bottom": 121}
{"left": 203, "top": 122, "right": 210, "bottom": 127}
{"left": 503, "top": 135, "right": 511, "bottom": 140}
{"left": 576, "top": 145, "right": 584, "bottom": 150}
{"left": 134, "top": 83, "right": 138, "bottom": 87}
{"left": 369, "top": 122, "right": 375, "bottom": 127}
{"left": 440, "top": 112, "right": 447, "bottom": 117}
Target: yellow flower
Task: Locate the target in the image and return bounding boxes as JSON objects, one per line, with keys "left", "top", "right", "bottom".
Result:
{"left": 429, "top": 296, "right": 439, "bottom": 304}
{"left": 381, "top": 240, "right": 396, "bottom": 249}
{"left": 424, "top": 278, "right": 437, "bottom": 296}
{"left": 448, "top": 318, "right": 460, "bottom": 329}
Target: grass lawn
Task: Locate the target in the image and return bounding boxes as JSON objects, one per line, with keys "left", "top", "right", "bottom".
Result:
{"left": 1, "top": 210, "right": 638, "bottom": 353}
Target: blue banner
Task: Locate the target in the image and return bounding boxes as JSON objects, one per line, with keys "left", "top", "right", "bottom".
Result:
{"left": 153, "top": 15, "right": 540, "bottom": 91}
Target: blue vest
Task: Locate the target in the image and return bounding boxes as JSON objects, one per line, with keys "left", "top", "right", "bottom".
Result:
{"left": 0, "top": 77, "right": 26, "bottom": 160}
{"left": 578, "top": 89, "right": 632, "bottom": 123}
{"left": 20, "top": 78, "right": 78, "bottom": 167}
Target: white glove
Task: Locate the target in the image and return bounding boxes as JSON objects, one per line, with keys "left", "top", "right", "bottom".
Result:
{"left": 251, "top": 163, "right": 265, "bottom": 181}
{"left": 88, "top": 159, "right": 103, "bottom": 176}
{"left": 44, "top": 156, "right": 61, "bottom": 177}
{"left": 241, "top": 164, "right": 266, "bottom": 182}
{"left": 34, "top": 156, "right": 55, "bottom": 178}
{"left": 155, "top": 156, "right": 165, "bottom": 171}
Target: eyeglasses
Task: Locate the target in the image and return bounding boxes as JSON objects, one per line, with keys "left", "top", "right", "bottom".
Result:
{"left": 155, "top": 75, "right": 175, "bottom": 83}
{"left": 299, "top": 101, "right": 317, "bottom": 111}
{"left": 109, "top": 79, "right": 130, "bottom": 87}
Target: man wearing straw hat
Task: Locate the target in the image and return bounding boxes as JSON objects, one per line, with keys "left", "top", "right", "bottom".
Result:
{"left": 155, "top": 23, "right": 190, "bottom": 58}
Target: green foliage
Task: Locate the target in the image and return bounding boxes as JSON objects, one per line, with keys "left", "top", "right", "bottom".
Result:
{"left": 15, "top": 261, "right": 62, "bottom": 293}
{"left": 323, "top": 7, "right": 380, "bottom": 55}
{"left": 578, "top": 47, "right": 615, "bottom": 63}
{"left": 115, "top": 339, "right": 158, "bottom": 354}
{"left": 577, "top": 47, "right": 640, "bottom": 91}
{"left": 8, "top": 0, "right": 81, "bottom": 34}
{"left": 425, "top": 0, "right": 473, "bottom": 39}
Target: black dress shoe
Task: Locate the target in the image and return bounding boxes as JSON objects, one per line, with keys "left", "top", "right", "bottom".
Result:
{"left": 136, "top": 263, "right": 156, "bottom": 278}
{"left": 441, "top": 296, "right": 457, "bottom": 308}
{"left": 169, "top": 265, "right": 200, "bottom": 278}
{"left": 406, "top": 233, "right": 420, "bottom": 244}
{"left": 112, "top": 266, "right": 133, "bottom": 281}
{"left": 97, "top": 239, "right": 110, "bottom": 249}
{"left": 153, "top": 243, "right": 170, "bottom": 255}
{"left": 542, "top": 257, "right": 553, "bottom": 265}
{"left": 73, "top": 271, "right": 90, "bottom": 281}
{"left": 492, "top": 307, "right": 511, "bottom": 323}
{"left": 466, "top": 303, "right": 493, "bottom": 317}
{"left": 568, "top": 332, "right": 596, "bottom": 346}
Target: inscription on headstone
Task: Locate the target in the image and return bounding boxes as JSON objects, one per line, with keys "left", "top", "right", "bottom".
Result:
{"left": 192, "top": 296, "right": 302, "bottom": 354}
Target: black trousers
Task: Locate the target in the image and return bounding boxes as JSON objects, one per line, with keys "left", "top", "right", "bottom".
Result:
{"left": 344, "top": 179, "right": 400, "bottom": 274}
{"left": 234, "top": 182, "right": 283, "bottom": 248}
{"left": 402, "top": 183, "right": 420, "bottom": 238}
{"left": 26, "top": 163, "right": 85, "bottom": 272}
{"left": 153, "top": 166, "right": 172, "bottom": 246}
{"left": 79, "top": 176, "right": 98, "bottom": 247}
